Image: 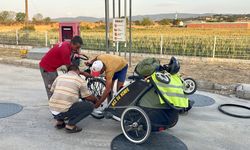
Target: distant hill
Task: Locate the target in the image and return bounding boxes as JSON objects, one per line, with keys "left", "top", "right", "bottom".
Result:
{"left": 132, "top": 13, "right": 215, "bottom": 21}
{"left": 52, "top": 13, "right": 215, "bottom": 22}
{"left": 53, "top": 16, "right": 102, "bottom": 22}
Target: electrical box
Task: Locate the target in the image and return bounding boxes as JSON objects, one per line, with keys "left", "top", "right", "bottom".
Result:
{"left": 59, "top": 22, "right": 80, "bottom": 42}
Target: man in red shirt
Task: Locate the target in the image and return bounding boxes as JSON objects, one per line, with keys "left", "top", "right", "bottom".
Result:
{"left": 40, "top": 36, "right": 83, "bottom": 99}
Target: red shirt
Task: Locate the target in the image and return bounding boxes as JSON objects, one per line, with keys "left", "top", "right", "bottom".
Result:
{"left": 39, "top": 42, "right": 71, "bottom": 72}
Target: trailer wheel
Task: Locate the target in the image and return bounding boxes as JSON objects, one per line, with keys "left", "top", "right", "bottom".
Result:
{"left": 121, "top": 106, "right": 151, "bottom": 144}
{"left": 183, "top": 78, "right": 197, "bottom": 95}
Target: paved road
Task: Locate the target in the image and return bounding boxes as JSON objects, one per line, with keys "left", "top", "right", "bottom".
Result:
{"left": 0, "top": 64, "right": 250, "bottom": 150}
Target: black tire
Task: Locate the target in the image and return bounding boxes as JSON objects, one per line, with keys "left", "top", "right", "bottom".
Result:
{"left": 121, "top": 106, "right": 151, "bottom": 144}
{"left": 183, "top": 78, "right": 197, "bottom": 95}
{"left": 218, "top": 104, "right": 250, "bottom": 119}
{"left": 168, "top": 114, "right": 179, "bottom": 128}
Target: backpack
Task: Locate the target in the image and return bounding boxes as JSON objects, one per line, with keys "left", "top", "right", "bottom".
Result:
{"left": 135, "top": 58, "right": 160, "bottom": 77}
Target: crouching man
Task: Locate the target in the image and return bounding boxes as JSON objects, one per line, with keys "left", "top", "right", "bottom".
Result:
{"left": 49, "top": 65, "right": 97, "bottom": 133}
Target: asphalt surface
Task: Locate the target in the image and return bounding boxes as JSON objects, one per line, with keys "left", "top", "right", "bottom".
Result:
{"left": 0, "top": 64, "right": 250, "bottom": 150}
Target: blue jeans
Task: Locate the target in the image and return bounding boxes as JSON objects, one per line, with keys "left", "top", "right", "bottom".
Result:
{"left": 112, "top": 65, "right": 128, "bottom": 82}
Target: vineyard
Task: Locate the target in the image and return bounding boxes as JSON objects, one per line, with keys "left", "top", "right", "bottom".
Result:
{"left": 0, "top": 25, "right": 250, "bottom": 59}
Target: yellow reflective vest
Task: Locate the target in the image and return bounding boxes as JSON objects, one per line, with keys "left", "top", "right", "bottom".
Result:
{"left": 151, "top": 72, "right": 189, "bottom": 108}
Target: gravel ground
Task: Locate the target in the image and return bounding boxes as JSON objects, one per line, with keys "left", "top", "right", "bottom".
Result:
{"left": 84, "top": 50, "right": 250, "bottom": 85}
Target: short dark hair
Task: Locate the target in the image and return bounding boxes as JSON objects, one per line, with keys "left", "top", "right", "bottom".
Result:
{"left": 67, "top": 65, "right": 80, "bottom": 72}
{"left": 71, "top": 36, "right": 83, "bottom": 45}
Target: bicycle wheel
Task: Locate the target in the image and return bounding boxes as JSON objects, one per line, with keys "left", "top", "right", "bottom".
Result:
{"left": 87, "top": 78, "right": 108, "bottom": 119}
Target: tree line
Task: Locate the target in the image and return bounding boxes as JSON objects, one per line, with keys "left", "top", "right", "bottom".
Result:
{"left": 0, "top": 11, "right": 51, "bottom": 24}
{"left": 134, "top": 18, "right": 182, "bottom": 26}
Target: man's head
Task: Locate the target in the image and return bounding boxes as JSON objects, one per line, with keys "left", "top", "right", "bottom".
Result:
{"left": 70, "top": 36, "right": 83, "bottom": 53}
{"left": 67, "top": 64, "right": 80, "bottom": 75}
{"left": 91, "top": 60, "right": 104, "bottom": 77}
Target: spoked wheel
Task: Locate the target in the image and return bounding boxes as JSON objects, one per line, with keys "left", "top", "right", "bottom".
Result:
{"left": 121, "top": 106, "right": 151, "bottom": 144}
{"left": 87, "top": 78, "right": 108, "bottom": 119}
{"left": 87, "top": 78, "right": 106, "bottom": 97}
{"left": 183, "top": 78, "right": 197, "bottom": 95}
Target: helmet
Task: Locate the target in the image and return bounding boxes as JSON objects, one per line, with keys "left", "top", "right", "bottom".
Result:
{"left": 168, "top": 57, "right": 180, "bottom": 75}
{"left": 91, "top": 60, "right": 104, "bottom": 77}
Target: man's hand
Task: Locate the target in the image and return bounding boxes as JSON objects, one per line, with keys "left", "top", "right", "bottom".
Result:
{"left": 59, "top": 65, "right": 68, "bottom": 73}
{"left": 95, "top": 95, "right": 102, "bottom": 107}
{"left": 95, "top": 80, "right": 112, "bottom": 108}
{"left": 94, "top": 101, "right": 102, "bottom": 108}
{"left": 84, "top": 61, "right": 91, "bottom": 66}
{"left": 80, "top": 71, "right": 93, "bottom": 78}
{"left": 85, "top": 57, "right": 97, "bottom": 66}
{"left": 84, "top": 95, "right": 98, "bottom": 104}
{"left": 73, "top": 53, "right": 80, "bottom": 58}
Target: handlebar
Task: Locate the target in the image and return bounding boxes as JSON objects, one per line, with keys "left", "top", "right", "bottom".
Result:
{"left": 71, "top": 53, "right": 89, "bottom": 67}
{"left": 159, "top": 64, "right": 169, "bottom": 72}
{"left": 75, "top": 54, "right": 89, "bottom": 61}
{"left": 128, "top": 75, "right": 143, "bottom": 80}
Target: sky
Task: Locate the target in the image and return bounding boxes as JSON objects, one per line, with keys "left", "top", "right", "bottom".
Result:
{"left": 0, "top": 0, "right": 249, "bottom": 19}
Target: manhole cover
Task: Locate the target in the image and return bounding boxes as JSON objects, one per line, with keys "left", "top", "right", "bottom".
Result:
{"left": 188, "top": 94, "right": 215, "bottom": 107}
{"left": 111, "top": 133, "right": 188, "bottom": 150}
{"left": 0, "top": 103, "right": 23, "bottom": 118}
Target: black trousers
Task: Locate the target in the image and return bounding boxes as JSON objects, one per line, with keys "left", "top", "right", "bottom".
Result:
{"left": 54, "top": 101, "right": 94, "bottom": 126}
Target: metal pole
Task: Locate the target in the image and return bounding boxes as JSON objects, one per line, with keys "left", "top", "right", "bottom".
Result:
{"left": 213, "top": 36, "right": 217, "bottom": 58}
{"left": 129, "top": 0, "right": 132, "bottom": 67}
{"left": 112, "top": 0, "right": 116, "bottom": 54}
{"left": 16, "top": 29, "right": 19, "bottom": 45}
{"left": 116, "top": 41, "right": 119, "bottom": 53}
{"left": 113, "top": 0, "right": 115, "bottom": 18}
{"left": 160, "top": 35, "right": 163, "bottom": 56}
{"left": 105, "top": 0, "right": 110, "bottom": 54}
{"left": 124, "top": 0, "right": 127, "bottom": 18}
{"left": 124, "top": 0, "right": 127, "bottom": 58}
{"left": 25, "top": 0, "right": 29, "bottom": 23}
{"left": 118, "top": 0, "right": 121, "bottom": 18}
{"left": 118, "top": 0, "right": 121, "bottom": 56}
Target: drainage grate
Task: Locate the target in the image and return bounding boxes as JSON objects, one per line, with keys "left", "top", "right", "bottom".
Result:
{"left": 111, "top": 133, "right": 188, "bottom": 150}
{"left": 0, "top": 103, "right": 23, "bottom": 118}
{"left": 188, "top": 94, "right": 215, "bottom": 107}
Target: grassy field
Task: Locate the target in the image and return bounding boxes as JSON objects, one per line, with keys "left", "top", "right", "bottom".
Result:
{"left": 82, "top": 26, "right": 250, "bottom": 59}
{"left": 0, "top": 23, "right": 250, "bottom": 59}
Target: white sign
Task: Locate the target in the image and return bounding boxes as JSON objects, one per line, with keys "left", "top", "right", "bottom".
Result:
{"left": 113, "top": 18, "right": 126, "bottom": 42}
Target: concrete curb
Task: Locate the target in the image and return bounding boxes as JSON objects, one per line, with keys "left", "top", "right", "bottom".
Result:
{"left": 196, "top": 80, "right": 240, "bottom": 91}
{"left": 0, "top": 58, "right": 39, "bottom": 69}
{"left": 0, "top": 44, "right": 33, "bottom": 50}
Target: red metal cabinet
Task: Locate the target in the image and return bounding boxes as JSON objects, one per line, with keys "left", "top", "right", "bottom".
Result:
{"left": 59, "top": 22, "right": 80, "bottom": 42}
